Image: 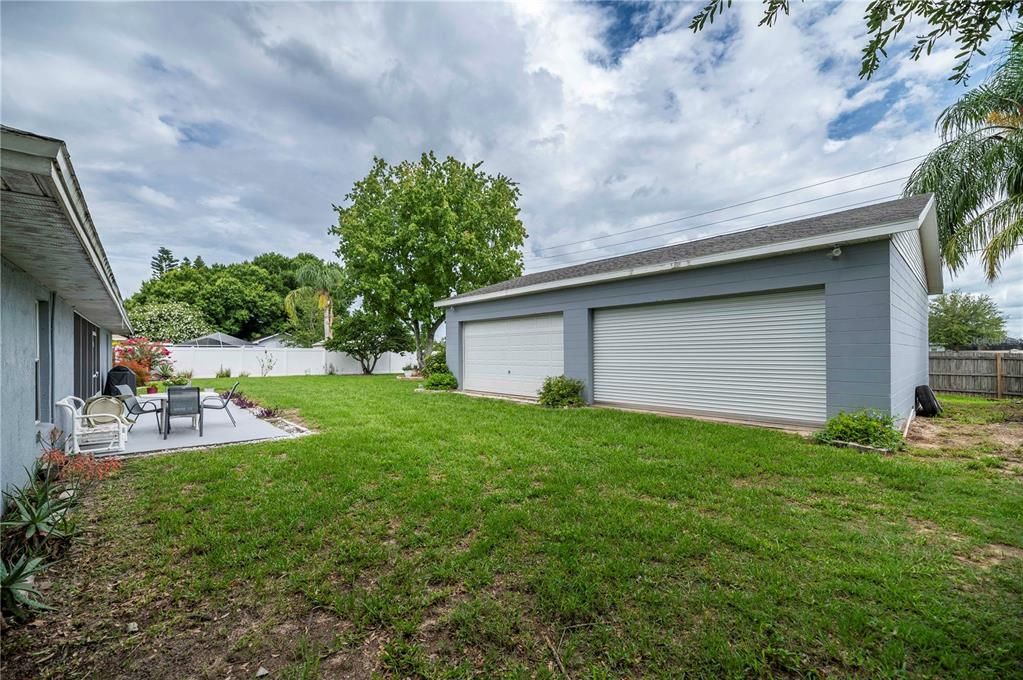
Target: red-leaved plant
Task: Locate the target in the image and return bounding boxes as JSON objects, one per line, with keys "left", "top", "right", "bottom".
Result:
{"left": 40, "top": 448, "right": 122, "bottom": 483}
{"left": 115, "top": 337, "right": 171, "bottom": 386}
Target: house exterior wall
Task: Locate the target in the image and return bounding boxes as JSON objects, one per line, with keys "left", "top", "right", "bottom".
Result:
{"left": 446, "top": 240, "right": 902, "bottom": 420}
{"left": 1, "top": 258, "right": 112, "bottom": 494}
{"left": 889, "top": 237, "right": 930, "bottom": 422}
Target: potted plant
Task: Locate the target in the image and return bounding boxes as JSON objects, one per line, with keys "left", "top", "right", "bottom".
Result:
{"left": 402, "top": 362, "right": 418, "bottom": 378}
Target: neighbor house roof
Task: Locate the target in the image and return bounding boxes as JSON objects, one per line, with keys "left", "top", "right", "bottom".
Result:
{"left": 436, "top": 194, "right": 941, "bottom": 307}
{"left": 176, "top": 332, "right": 253, "bottom": 347}
{"left": 1, "top": 125, "right": 132, "bottom": 333}
{"left": 251, "top": 333, "right": 283, "bottom": 345}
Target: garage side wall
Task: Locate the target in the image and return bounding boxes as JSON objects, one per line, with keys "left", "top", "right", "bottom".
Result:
{"left": 889, "top": 234, "right": 929, "bottom": 424}
{"left": 445, "top": 241, "right": 896, "bottom": 418}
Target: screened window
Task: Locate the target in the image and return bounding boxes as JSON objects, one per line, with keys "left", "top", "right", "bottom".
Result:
{"left": 36, "top": 300, "right": 52, "bottom": 422}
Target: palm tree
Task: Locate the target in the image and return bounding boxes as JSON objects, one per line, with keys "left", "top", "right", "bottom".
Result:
{"left": 284, "top": 262, "right": 345, "bottom": 341}
{"left": 905, "top": 36, "right": 1022, "bottom": 281}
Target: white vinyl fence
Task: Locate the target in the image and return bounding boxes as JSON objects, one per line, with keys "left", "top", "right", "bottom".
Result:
{"left": 166, "top": 346, "right": 416, "bottom": 379}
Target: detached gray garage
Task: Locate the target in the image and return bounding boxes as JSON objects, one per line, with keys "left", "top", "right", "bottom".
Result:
{"left": 438, "top": 196, "right": 942, "bottom": 427}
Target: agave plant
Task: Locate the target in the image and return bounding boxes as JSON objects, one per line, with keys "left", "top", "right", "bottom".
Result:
{"left": 1, "top": 555, "right": 53, "bottom": 620}
{"left": 154, "top": 362, "right": 176, "bottom": 381}
{"left": 1, "top": 468, "right": 77, "bottom": 560}
{"left": 906, "top": 37, "right": 1023, "bottom": 280}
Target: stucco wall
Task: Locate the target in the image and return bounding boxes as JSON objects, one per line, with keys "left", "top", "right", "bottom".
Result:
{"left": 1, "top": 258, "right": 110, "bottom": 494}
{"left": 889, "top": 240, "right": 930, "bottom": 423}
{"left": 446, "top": 240, "right": 901, "bottom": 420}
{"left": 3, "top": 259, "right": 53, "bottom": 492}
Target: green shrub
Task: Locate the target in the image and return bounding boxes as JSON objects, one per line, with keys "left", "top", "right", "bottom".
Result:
{"left": 1, "top": 555, "right": 52, "bottom": 620}
{"left": 1, "top": 463, "right": 78, "bottom": 561}
{"left": 422, "top": 348, "right": 449, "bottom": 377}
{"left": 423, "top": 372, "right": 458, "bottom": 391}
{"left": 215, "top": 366, "right": 232, "bottom": 378}
{"left": 538, "top": 375, "right": 585, "bottom": 408}
{"left": 814, "top": 410, "right": 905, "bottom": 450}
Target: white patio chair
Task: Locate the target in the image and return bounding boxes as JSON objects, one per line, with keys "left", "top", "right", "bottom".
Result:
{"left": 55, "top": 396, "right": 128, "bottom": 455}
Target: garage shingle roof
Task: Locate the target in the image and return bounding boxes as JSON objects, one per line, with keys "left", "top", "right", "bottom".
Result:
{"left": 445, "top": 195, "right": 931, "bottom": 303}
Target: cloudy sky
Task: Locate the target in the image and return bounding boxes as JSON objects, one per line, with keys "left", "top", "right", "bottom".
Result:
{"left": 2, "top": 1, "right": 1020, "bottom": 334}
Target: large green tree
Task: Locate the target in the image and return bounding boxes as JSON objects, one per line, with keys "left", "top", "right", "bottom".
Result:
{"left": 332, "top": 153, "right": 526, "bottom": 363}
{"left": 690, "top": 1, "right": 1021, "bottom": 83}
{"left": 929, "top": 290, "right": 1008, "bottom": 348}
{"left": 325, "top": 309, "right": 413, "bottom": 373}
{"left": 126, "top": 301, "right": 213, "bottom": 342}
{"left": 905, "top": 38, "right": 1023, "bottom": 279}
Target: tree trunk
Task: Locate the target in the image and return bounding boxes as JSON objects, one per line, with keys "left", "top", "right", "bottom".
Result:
{"left": 412, "top": 322, "right": 424, "bottom": 366}
{"left": 323, "top": 295, "right": 333, "bottom": 340}
{"left": 364, "top": 354, "right": 380, "bottom": 374}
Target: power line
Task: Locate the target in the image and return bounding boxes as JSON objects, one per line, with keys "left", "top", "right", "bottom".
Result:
{"left": 524, "top": 193, "right": 904, "bottom": 273}
{"left": 532, "top": 155, "right": 926, "bottom": 254}
{"left": 525, "top": 178, "right": 907, "bottom": 264}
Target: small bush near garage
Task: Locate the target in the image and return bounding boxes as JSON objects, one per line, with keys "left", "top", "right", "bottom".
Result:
{"left": 814, "top": 410, "right": 905, "bottom": 451}
{"left": 423, "top": 372, "right": 458, "bottom": 391}
{"left": 422, "top": 345, "right": 448, "bottom": 377}
{"left": 538, "top": 375, "right": 585, "bottom": 408}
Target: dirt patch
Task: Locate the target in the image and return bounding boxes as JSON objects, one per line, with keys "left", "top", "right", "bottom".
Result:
{"left": 907, "top": 518, "right": 967, "bottom": 543}
{"left": 956, "top": 543, "right": 1023, "bottom": 569}
{"left": 907, "top": 399, "right": 1023, "bottom": 473}
{"left": 277, "top": 407, "right": 314, "bottom": 432}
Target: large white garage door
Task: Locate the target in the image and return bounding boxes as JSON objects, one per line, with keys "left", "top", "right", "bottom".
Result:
{"left": 462, "top": 314, "right": 564, "bottom": 397}
{"left": 593, "top": 289, "right": 826, "bottom": 424}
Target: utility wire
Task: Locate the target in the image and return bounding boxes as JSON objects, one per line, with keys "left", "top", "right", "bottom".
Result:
{"left": 525, "top": 178, "right": 907, "bottom": 264}
{"left": 532, "top": 155, "right": 926, "bottom": 254}
{"left": 524, "top": 192, "right": 904, "bottom": 273}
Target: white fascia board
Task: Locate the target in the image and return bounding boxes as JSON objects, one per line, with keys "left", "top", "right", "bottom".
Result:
{"left": 915, "top": 196, "right": 943, "bottom": 294}
{"left": 0, "top": 129, "right": 63, "bottom": 162}
{"left": 48, "top": 147, "right": 133, "bottom": 334}
{"left": 435, "top": 217, "right": 920, "bottom": 308}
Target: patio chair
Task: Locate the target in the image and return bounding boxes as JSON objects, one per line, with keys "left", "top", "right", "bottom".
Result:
{"left": 55, "top": 396, "right": 128, "bottom": 455}
{"left": 114, "top": 384, "right": 162, "bottom": 432}
{"left": 202, "top": 381, "right": 239, "bottom": 427}
{"left": 164, "top": 387, "right": 203, "bottom": 439}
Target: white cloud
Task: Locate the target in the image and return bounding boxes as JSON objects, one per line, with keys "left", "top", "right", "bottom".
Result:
{"left": 134, "top": 185, "right": 176, "bottom": 209}
{"left": 201, "top": 194, "right": 241, "bottom": 210}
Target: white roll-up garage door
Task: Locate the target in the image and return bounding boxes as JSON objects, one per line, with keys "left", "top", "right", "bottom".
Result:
{"left": 462, "top": 314, "right": 564, "bottom": 398}
{"left": 593, "top": 289, "right": 826, "bottom": 424}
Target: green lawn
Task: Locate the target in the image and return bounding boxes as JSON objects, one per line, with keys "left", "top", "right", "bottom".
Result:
{"left": 6, "top": 377, "right": 1023, "bottom": 678}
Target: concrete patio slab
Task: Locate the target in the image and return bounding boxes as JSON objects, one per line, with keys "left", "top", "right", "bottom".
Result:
{"left": 115, "top": 402, "right": 299, "bottom": 456}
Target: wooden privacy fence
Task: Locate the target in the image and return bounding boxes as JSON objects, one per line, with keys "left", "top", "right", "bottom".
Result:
{"left": 929, "top": 351, "right": 1023, "bottom": 398}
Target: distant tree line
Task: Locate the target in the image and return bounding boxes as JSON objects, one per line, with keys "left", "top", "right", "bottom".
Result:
{"left": 127, "top": 251, "right": 343, "bottom": 344}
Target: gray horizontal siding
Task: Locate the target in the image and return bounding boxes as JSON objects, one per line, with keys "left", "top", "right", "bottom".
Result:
{"left": 889, "top": 241, "right": 929, "bottom": 423}
{"left": 446, "top": 240, "right": 898, "bottom": 422}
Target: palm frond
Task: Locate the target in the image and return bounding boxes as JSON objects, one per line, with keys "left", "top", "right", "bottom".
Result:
{"left": 906, "top": 36, "right": 1023, "bottom": 277}
{"left": 975, "top": 195, "right": 1023, "bottom": 280}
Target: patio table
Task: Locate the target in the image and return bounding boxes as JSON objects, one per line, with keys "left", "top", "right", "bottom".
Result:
{"left": 139, "top": 390, "right": 219, "bottom": 431}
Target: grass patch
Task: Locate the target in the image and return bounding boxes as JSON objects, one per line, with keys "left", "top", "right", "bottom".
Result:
{"left": 3, "top": 376, "right": 1022, "bottom": 678}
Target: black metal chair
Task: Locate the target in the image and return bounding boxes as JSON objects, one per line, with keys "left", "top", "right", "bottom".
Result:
{"left": 164, "top": 387, "right": 203, "bottom": 439}
{"left": 114, "top": 384, "right": 162, "bottom": 432}
{"left": 202, "top": 381, "right": 239, "bottom": 427}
